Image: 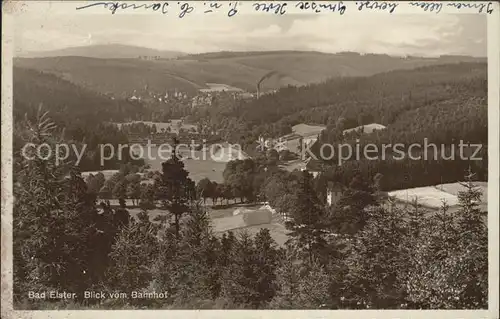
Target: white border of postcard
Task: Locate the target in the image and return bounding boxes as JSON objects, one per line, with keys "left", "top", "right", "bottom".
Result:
{"left": 2, "top": 1, "right": 499, "bottom": 318}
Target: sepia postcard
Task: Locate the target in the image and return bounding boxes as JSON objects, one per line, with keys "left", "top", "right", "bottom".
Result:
{"left": 1, "top": 1, "right": 499, "bottom": 318}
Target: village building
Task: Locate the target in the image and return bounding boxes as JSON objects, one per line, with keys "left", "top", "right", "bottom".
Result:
{"left": 191, "top": 95, "right": 213, "bottom": 108}
{"left": 342, "top": 123, "right": 386, "bottom": 136}
{"left": 326, "top": 181, "right": 344, "bottom": 207}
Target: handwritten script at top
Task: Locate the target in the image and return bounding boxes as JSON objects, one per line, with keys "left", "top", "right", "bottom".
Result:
{"left": 75, "top": 1, "right": 238, "bottom": 17}
{"left": 75, "top": 1, "right": 494, "bottom": 17}
{"left": 409, "top": 1, "right": 494, "bottom": 14}
{"left": 251, "top": 2, "right": 347, "bottom": 15}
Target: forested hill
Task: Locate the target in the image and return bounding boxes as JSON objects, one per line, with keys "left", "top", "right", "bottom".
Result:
{"left": 213, "top": 62, "right": 487, "bottom": 144}
{"left": 13, "top": 52, "right": 485, "bottom": 97}
{"left": 238, "top": 62, "right": 487, "bottom": 126}
{"left": 13, "top": 67, "right": 147, "bottom": 171}
{"left": 13, "top": 67, "right": 148, "bottom": 125}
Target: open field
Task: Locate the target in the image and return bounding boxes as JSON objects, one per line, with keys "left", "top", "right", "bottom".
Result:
{"left": 144, "top": 148, "right": 229, "bottom": 183}
{"left": 82, "top": 149, "right": 236, "bottom": 187}
{"left": 142, "top": 145, "right": 250, "bottom": 183}
{"left": 388, "top": 182, "right": 488, "bottom": 211}
{"left": 83, "top": 148, "right": 234, "bottom": 184}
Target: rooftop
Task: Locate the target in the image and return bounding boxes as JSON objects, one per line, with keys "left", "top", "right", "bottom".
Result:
{"left": 343, "top": 123, "right": 387, "bottom": 135}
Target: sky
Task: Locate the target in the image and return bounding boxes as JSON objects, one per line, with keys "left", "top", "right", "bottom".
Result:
{"left": 11, "top": 1, "right": 487, "bottom": 57}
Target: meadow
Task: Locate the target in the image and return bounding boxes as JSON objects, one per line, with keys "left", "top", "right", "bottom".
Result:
{"left": 388, "top": 181, "right": 488, "bottom": 211}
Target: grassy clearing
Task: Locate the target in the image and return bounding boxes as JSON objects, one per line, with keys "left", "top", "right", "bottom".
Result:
{"left": 141, "top": 146, "right": 230, "bottom": 183}
{"left": 389, "top": 182, "right": 488, "bottom": 210}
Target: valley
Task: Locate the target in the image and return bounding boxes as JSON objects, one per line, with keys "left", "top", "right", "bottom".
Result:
{"left": 13, "top": 45, "right": 490, "bottom": 310}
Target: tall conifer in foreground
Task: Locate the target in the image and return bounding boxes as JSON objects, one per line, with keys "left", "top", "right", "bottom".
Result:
{"left": 405, "top": 170, "right": 487, "bottom": 309}
{"left": 285, "top": 170, "right": 329, "bottom": 265}
{"left": 155, "top": 137, "right": 194, "bottom": 237}
{"left": 13, "top": 107, "right": 102, "bottom": 303}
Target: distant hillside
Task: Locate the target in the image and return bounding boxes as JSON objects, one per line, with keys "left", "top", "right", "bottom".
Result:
{"left": 200, "top": 62, "right": 487, "bottom": 153}
{"left": 17, "top": 44, "right": 185, "bottom": 59}
{"left": 13, "top": 51, "right": 485, "bottom": 98}
{"left": 235, "top": 62, "right": 488, "bottom": 127}
{"left": 13, "top": 67, "right": 147, "bottom": 124}
{"left": 230, "top": 62, "right": 487, "bottom": 191}
{"left": 178, "top": 50, "right": 328, "bottom": 60}
{"left": 13, "top": 67, "right": 148, "bottom": 171}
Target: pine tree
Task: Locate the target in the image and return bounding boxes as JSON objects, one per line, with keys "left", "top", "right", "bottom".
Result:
{"left": 196, "top": 177, "right": 212, "bottom": 204}
{"left": 268, "top": 246, "right": 300, "bottom": 309}
{"left": 155, "top": 137, "right": 194, "bottom": 237}
{"left": 454, "top": 169, "right": 487, "bottom": 308}
{"left": 172, "top": 204, "right": 221, "bottom": 305}
{"left": 295, "top": 261, "right": 332, "bottom": 309}
{"left": 253, "top": 229, "right": 280, "bottom": 306}
{"left": 344, "top": 206, "right": 409, "bottom": 309}
{"left": 457, "top": 168, "right": 485, "bottom": 236}
{"left": 219, "top": 232, "right": 260, "bottom": 308}
{"left": 329, "top": 172, "right": 378, "bottom": 235}
{"left": 219, "top": 231, "right": 237, "bottom": 268}
{"left": 59, "top": 167, "right": 101, "bottom": 294}
{"left": 430, "top": 199, "right": 457, "bottom": 260}
{"left": 407, "top": 197, "right": 425, "bottom": 238}
{"left": 139, "top": 183, "right": 156, "bottom": 210}
{"left": 405, "top": 170, "right": 487, "bottom": 309}
{"left": 126, "top": 178, "right": 141, "bottom": 207}
{"left": 13, "top": 108, "right": 101, "bottom": 303}
{"left": 270, "top": 246, "right": 331, "bottom": 309}
{"left": 112, "top": 179, "right": 127, "bottom": 204}
{"left": 150, "top": 224, "right": 180, "bottom": 302}
{"left": 106, "top": 217, "right": 160, "bottom": 304}
{"left": 285, "top": 170, "right": 329, "bottom": 265}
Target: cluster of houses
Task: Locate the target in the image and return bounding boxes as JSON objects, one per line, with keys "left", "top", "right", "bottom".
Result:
{"left": 128, "top": 88, "right": 190, "bottom": 104}
{"left": 127, "top": 88, "right": 255, "bottom": 109}
{"left": 191, "top": 88, "right": 256, "bottom": 108}
{"left": 125, "top": 80, "right": 260, "bottom": 108}
{"left": 191, "top": 94, "right": 214, "bottom": 108}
